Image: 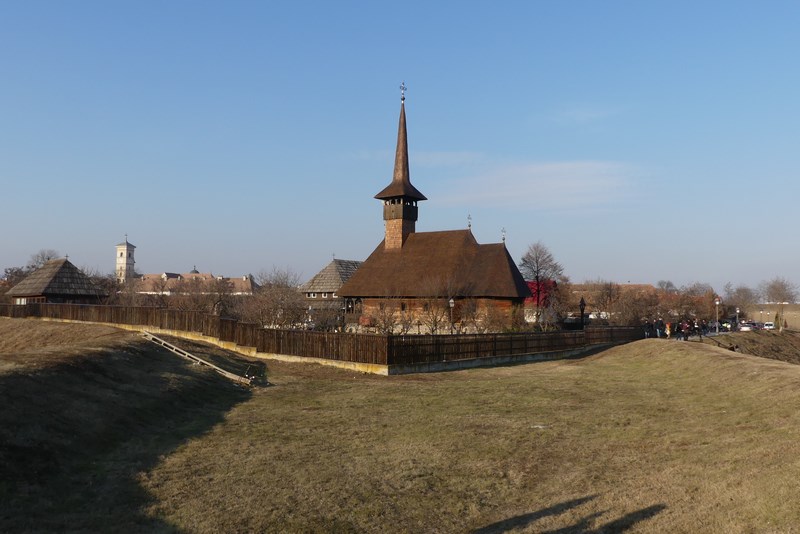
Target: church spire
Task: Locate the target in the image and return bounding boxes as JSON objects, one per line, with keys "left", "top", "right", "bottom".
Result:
{"left": 374, "top": 84, "right": 427, "bottom": 250}
{"left": 374, "top": 83, "right": 427, "bottom": 202}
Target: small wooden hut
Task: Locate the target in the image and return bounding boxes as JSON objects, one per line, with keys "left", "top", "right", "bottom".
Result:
{"left": 6, "top": 258, "right": 107, "bottom": 305}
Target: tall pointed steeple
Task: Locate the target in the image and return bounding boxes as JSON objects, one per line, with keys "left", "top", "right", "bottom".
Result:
{"left": 375, "top": 84, "right": 427, "bottom": 250}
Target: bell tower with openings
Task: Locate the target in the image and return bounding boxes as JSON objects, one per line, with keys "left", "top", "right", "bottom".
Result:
{"left": 374, "top": 83, "right": 427, "bottom": 250}
{"left": 115, "top": 235, "right": 136, "bottom": 284}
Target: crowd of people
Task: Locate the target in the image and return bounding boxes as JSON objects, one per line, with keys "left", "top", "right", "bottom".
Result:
{"left": 643, "top": 318, "right": 711, "bottom": 341}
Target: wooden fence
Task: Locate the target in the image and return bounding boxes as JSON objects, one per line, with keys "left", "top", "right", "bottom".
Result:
{"left": 0, "top": 303, "right": 643, "bottom": 367}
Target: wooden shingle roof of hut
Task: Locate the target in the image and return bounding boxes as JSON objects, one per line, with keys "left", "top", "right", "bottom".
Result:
{"left": 300, "top": 259, "right": 363, "bottom": 293}
{"left": 338, "top": 230, "right": 531, "bottom": 299}
{"left": 6, "top": 258, "right": 107, "bottom": 299}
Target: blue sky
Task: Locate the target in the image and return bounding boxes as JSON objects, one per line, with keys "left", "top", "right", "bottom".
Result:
{"left": 2, "top": 1, "right": 799, "bottom": 291}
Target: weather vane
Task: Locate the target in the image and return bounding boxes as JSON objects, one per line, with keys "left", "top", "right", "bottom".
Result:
{"left": 501, "top": 227, "right": 506, "bottom": 243}
{"left": 400, "top": 81, "right": 407, "bottom": 102}
{"left": 468, "top": 214, "right": 472, "bottom": 230}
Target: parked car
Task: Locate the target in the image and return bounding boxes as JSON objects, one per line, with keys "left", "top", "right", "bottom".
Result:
{"left": 739, "top": 322, "right": 755, "bottom": 332}
{"left": 764, "top": 322, "right": 775, "bottom": 330}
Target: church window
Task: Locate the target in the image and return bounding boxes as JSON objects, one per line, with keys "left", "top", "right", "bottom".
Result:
{"left": 322, "top": 293, "right": 328, "bottom": 298}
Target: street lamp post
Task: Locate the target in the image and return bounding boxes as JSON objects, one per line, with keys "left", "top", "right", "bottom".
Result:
{"left": 760, "top": 309, "right": 764, "bottom": 326}
{"left": 735, "top": 307, "right": 740, "bottom": 330}
{"left": 449, "top": 298, "right": 455, "bottom": 334}
{"left": 715, "top": 297, "right": 720, "bottom": 334}
{"left": 579, "top": 297, "right": 586, "bottom": 330}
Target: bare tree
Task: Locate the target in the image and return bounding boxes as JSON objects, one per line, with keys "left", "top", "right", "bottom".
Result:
{"left": 208, "top": 277, "right": 235, "bottom": 316}
{"left": 759, "top": 277, "right": 797, "bottom": 330}
{"left": 518, "top": 242, "right": 564, "bottom": 282}
{"left": 2, "top": 266, "right": 28, "bottom": 287}
{"left": 416, "top": 275, "right": 467, "bottom": 334}
{"left": 609, "top": 288, "right": 659, "bottom": 326}
{"left": 79, "top": 266, "right": 118, "bottom": 304}
{"left": 519, "top": 241, "right": 564, "bottom": 323}
{"left": 656, "top": 280, "right": 677, "bottom": 293}
{"left": 459, "top": 298, "right": 486, "bottom": 333}
{"left": 418, "top": 297, "right": 450, "bottom": 334}
{"left": 723, "top": 283, "right": 759, "bottom": 319}
{"left": 237, "top": 267, "right": 306, "bottom": 328}
{"left": 397, "top": 307, "right": 414, "bottom": 335}
{"left": 544, "top": 276, "right": 576, "bottom": 329}
{"left": 373, "top": 300, "right": 400, "bottom": 334}
{"left": 145, "top": 276, "right": 171, "bottom": 308}
{"left": 27, "top": 249, "right": 61, "bottom": 270}
{"left": 760, "top": 277, "right": 797, "bottom": 304}
{"left": 582, "top": 279, "right": 621, "bottom": 321}
{"left": 171, "top": 278, "right": 214, "bottom": 312}
{"left": 119, "top": 277, "right": 145, "bottom": 306}
{"left": 1, "top": 266, "right": 27, "bottom": 303}
{"left": 672, "top": 282, "right": 717, "bottom": 321}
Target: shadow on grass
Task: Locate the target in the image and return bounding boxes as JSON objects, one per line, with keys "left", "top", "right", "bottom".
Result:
{"left": 0, "top": 342, "right": 252, "bottom": 532}
{"left": 473, "top": 497, "right": 666, "bottom": 534}
{"left": 473, "top": 495, "right": 598, "bottom": 533}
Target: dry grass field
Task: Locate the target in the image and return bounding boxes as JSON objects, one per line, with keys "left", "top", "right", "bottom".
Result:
{"left": 4, "top": 318, "right": 800, "bottom": 532}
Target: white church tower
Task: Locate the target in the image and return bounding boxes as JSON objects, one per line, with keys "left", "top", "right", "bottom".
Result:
{"left": 115, "top": 236, "right": 136, "bottom": 284}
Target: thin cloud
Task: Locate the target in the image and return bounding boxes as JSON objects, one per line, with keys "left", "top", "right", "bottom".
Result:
{"left": 441, "top": 161, "right": 638, "bottom": 210}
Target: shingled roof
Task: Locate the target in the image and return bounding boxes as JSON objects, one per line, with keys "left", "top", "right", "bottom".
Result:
{"left": 374, "top": 99, "right": 427, "bottom": 202}
{"left": 6, "top": 258, "right": 107, "bottom": 299}
{"left": 300, "top": 259, "right": 363, "bottom": 293}
{"left": 338, "top": 230, "right": 531, "bottom": 299}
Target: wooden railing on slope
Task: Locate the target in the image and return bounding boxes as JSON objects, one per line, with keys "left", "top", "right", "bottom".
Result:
{"left": 141, "top": 331, "right": 254, "bottom": 386}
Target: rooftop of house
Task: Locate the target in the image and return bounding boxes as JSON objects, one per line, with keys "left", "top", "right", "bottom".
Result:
{"left": 138, "top": 271, "right": 257, "bottom": 294}
{"left": 6, "top": 258, "right": 107, "bottom": 298}
{"left": 300, "top": 259, "right": 363, "bottom": 294}
{"left": 339, "top": 229, "right": 531, "bottom": 299}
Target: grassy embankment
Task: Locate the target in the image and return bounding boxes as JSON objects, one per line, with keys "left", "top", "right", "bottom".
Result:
{"left": 4, "top": 318, "right": 800, "bottom": 532}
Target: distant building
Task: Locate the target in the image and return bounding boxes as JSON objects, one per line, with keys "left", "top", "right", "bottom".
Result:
{"left": 300, "top": 259, "right": 362, "bottom": 308}
{"left": 115, "top": 237, "right": 136, "bottom": 284}
{"left": 6, "top": 258, "right": 107, "bottom": 305}
{"left": 138, "top": 269, "right": 257, "bottom": 296}
{"left": 339, "top": 91, "right": 530, "bottom": 332}
{"left": 300, "top": 259, "right": 362, "bottom": 301}
{"left": 115, "top": 240, "right": 256, "bottom": 296}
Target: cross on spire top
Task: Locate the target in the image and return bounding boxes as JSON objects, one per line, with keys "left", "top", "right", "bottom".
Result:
{"left": 400, "top": 81, "right": 407, "bottom": 102}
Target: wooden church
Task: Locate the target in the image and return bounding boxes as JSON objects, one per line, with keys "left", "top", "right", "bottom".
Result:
{"left": 338, "top": 89, "right": 530, "bottom": 333}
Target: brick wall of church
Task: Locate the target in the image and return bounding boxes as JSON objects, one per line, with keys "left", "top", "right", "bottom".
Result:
{"left": 384, "top": 219, "right": 415, "bottom": 249}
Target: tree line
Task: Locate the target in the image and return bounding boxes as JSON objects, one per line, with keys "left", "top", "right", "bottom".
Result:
{"left": 3, "top": 247, "right": 799, "bottom": 332}
{"left": 517, "top": 241, "right": 799, "bottom": 329}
